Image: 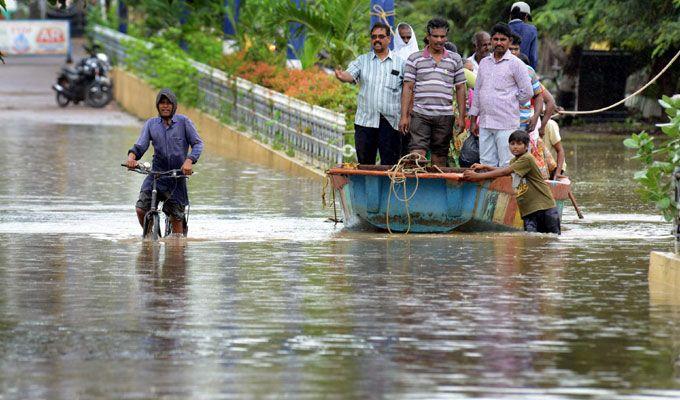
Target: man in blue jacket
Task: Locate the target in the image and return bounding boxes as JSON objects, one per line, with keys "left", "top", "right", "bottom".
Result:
{"left": 508, "top": 1, "right": 538, "bottom": 70}
{"left": 125, "top": 88, "right": 204, "bottom": 236}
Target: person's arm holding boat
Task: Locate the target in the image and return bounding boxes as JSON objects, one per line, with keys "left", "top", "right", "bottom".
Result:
{"left": 463, "top": 164, "right": 513, "bottom": 181}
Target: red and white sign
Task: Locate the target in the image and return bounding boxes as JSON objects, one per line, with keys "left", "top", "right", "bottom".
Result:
{"left": 0, "top": 20, "right": 70, "bottom": 55}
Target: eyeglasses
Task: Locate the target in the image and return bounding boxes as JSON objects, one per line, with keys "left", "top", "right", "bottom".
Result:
{"left": 371, "top": 34, "right": 387, "bottom": 40}
{"left": 400, "top": 35, "right": 411, "bottom": 40}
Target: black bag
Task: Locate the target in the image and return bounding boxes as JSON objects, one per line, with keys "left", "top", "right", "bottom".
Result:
{"left": 459, "top": 134, "right": 479, "bottom": 167}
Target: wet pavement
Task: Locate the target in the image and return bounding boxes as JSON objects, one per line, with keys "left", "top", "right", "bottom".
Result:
{"left": 0, "top": 55, "right": 678, "bottom": 399}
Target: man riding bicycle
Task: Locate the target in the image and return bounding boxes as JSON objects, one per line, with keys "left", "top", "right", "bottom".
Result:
{"left": 125, "top": 88, "right": 204, "bottom": 236}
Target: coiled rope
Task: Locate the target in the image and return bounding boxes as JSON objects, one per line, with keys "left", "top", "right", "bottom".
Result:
{"left": 385, "top": 153, "right": 429, "bottom": 234}
{"left": 369, "top": 4, "right": 396, "bottom": 36}
{"left": 559, "top": 49, "right": 680, "bottom": 115}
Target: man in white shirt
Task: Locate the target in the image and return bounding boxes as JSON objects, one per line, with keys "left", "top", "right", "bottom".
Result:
{"left": 464, "top": 31, "right": 491, "bottom": 74}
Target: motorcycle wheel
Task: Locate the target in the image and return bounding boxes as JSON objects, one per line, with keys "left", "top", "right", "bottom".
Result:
{"left": 56, "top": 92, "right": 70, "bottom": 107}
{"left": 85, "top": 82, "right": 112, "bottom": 108}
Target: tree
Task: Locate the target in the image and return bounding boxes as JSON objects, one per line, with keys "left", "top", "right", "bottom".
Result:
{"left": 275, "top": 0, "right": 370, "bottom": 68}
{"left": 399, "top": 0, "right": 679, "bottom": 97}
{"left": 533, "top": 0, "right": 680, "bottom": 96}
{"left": 624, "top": 95, "right": 680, "bottom": 221}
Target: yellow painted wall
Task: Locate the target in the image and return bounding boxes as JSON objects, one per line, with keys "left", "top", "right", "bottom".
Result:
{"left": 112, "top": 68, "right": 324, "bottom": 180}
{"left": 649, "top": 251, "right": 680, "bottom": 305}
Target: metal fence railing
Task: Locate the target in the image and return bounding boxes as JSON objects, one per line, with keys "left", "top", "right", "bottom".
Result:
{"left": 92, "top": 25, "right": 346, "bottom": 168}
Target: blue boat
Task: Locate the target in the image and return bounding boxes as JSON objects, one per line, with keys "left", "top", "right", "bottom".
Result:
{"left": 327, "top": 165, "right": 571, "bottom": 233}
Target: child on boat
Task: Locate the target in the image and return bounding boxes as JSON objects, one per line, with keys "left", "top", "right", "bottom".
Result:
{"left": 462, "top": 130, "right": 561, "bottom": 234}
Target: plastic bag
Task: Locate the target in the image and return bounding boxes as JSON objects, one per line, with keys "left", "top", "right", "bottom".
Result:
{"left": 459, "top": 134, "right": 479, "bottom": 168}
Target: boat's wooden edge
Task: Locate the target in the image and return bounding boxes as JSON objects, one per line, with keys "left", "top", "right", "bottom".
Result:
{"left": 326, "top": 167, "right": 464, "bottom": 181}
{"left": 326, "top": 168, "right": 572, "bottom": 200}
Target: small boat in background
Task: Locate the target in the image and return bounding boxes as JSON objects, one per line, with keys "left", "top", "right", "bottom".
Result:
{"left": 326, "top": 165, "right": 571, "bottom": 233}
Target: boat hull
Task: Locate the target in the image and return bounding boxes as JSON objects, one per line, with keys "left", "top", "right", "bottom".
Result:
{"left": 327, "top": 166, "right": 570, "bottom": 233}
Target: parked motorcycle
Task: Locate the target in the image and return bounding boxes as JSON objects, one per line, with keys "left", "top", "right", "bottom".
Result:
{"left": 52, "top": 45, "right": 113, "bottom": 108}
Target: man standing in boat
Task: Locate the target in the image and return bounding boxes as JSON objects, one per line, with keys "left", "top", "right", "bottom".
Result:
{"left": 468, "top": 23, "right": 533, "bottom": 167}
{"left": 398, "top": 17, "right": 467, "bottom": 167}
{"left": 508, "top": 1, "right": 538, "bottom": 70}
{"left": 335, "top": 22, "right": 405, "bottom": 165}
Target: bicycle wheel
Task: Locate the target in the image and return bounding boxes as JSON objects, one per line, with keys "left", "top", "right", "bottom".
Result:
{"left": 164, "top": 216, "right": 172, "bottom": 237}
{"left": 143, "top": 213, "right": 160, "bottom": 241}
{"left": 151, "top": 214, "right": 161, "bottom": 241}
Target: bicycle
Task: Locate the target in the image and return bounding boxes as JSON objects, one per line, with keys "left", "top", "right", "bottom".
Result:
{"left": 121, "top": 162, "right": 190, "bottom": 241}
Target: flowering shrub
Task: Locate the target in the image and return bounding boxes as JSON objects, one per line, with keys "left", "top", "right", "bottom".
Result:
{"left": 215, "top": 53, "right": 357, "bottom": 143}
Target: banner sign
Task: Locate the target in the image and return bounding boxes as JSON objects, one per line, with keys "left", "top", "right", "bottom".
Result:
{"left": 0, "top": 20, "right": 70, "bottom": 55}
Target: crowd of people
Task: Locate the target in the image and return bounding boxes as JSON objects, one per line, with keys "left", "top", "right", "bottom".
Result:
{"left": 335, "top": 1, "right": 565, "bottom": 233}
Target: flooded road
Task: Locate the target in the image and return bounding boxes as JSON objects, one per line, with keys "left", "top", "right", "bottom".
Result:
{"left": 1, "top": 59, "right": 678, "bottom": 399}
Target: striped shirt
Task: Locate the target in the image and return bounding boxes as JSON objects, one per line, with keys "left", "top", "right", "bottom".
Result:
{"left": 519, "top": 65, "right": 544, "bottom": 130}
{"left": 469, "top": 50, "right": 534, "bottom": 130}
{"left": 346, "top": 50, "right": 405, "bottom": 130}
{"left": 404, "top": 47, "right": 466, "bottom": 116}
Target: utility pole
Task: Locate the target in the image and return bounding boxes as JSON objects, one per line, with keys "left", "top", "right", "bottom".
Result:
{"left": 118, "top": 0, "right": 127, "bottom": 34}
{"left": 369, "top": 0, "right": 395, "bottom": 50}
{"left": 286, "top": 0, "right": 304, "bottom": 69}
{"left": 222, "top": 0, "right": 240, "bottom": 54}
{"left": 39, "top": 0, "right": 46, "bottom": 19}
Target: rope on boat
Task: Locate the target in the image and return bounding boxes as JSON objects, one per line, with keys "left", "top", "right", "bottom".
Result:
{"left": 386, "top": 153, "right": 429, "bottom": 234}
{"left": 559, "top": 49, "right": 680, "bottom": 115}
{"left": 321, "top": 174, "right": 340, "bottom": 224}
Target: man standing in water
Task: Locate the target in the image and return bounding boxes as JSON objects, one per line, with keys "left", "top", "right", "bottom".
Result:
{"left": 335, "top": 22, "right": 405, "bottom": 165}
{"left": 399, "top": 17, "right": 467, "bottom": 167}
{"left": 469, "top": 23, "right": 533, "bottom": 167}
{"left": 125, "top": 88, "right": 204, "bottom": 236}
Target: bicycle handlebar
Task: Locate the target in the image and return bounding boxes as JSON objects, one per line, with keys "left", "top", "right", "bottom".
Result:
{"left": 120, "top": 163, "right": 189, "bottom": 178}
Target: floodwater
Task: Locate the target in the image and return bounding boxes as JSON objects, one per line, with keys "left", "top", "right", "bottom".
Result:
{"left": 1, "top": 62, "right": 678, "bottom": 398}
{"left": 0, "top": 121, "right": 676, "bottom": 400}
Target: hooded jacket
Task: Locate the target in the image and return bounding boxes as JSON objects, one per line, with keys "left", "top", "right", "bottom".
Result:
{"left": 128, "top": 88, "right": 204, "bottom": 206}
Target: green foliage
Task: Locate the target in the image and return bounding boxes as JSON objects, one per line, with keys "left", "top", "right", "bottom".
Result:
{"left": 85, "top": 3, "right": 118, "bottom": 36}
{"left": 399, "top": 0, "right": 679, "bottom": 70}
{"left": 398, "top": 0, "right": 509, "bottom": 58}
{"left": 624, "top": 95, "right": 680, "bottom": 221}
{"left": 124, "top": 0, "right": 223, "bottom": 35}
{"left": 534, "top": 0, "right": 679, "bottom": 59}
{"left": 155, "top": 26, "right": 223, "bottom": 65}
{"left": 275, "top": 0, "right": 370, "bottom": 67}
{"left": 226, "top": 0, "right": 289, "bottom": 65}
{"left": 123, "top": 37, "right": 201, "bottom": 108}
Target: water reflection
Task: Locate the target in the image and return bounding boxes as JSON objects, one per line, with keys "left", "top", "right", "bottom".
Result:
{"left": 1, "top": 121, "right": 679, "bottom": 398}
{"left": 136, "top": 242, "right": 189, "bottom": 360}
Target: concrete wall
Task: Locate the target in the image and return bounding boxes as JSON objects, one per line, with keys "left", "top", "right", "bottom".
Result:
{"left": 112, "top": 68, "right": 324, "bottom": 181}
{"left": 649, "top": 251, "right": 680, "bottom": 309}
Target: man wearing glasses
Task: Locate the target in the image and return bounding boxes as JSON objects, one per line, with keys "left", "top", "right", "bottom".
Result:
{"left": 335, "top": 22, "right": 406, "bottom": 165}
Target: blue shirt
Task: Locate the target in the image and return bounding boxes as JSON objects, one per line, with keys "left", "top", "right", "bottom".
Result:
{"left": 509, "top": 19, "right": 539, "bottom": 70}
{"left": 346, "top": 50, "right": 405, "bottom": 130}
{"left": 130, "top": 114, "right": 204, "bottom": 205}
